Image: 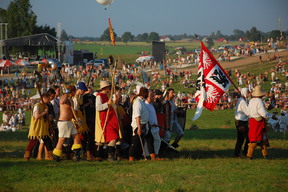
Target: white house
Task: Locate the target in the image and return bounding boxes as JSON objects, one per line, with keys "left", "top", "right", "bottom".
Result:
{"left": 160, "top": 36, "right": 171, "bottom": 42}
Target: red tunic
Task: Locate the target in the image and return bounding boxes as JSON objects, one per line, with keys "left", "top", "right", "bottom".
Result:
{"left": 97, "top": 93, "right": 120, "bottom": 143}
{"left": 248, "top": 118, "right": 266, "bottom": 142}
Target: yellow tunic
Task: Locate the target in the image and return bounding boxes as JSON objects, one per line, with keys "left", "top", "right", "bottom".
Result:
{"left": 28, "top": 102, "right": 50, "bottom": 139}
{"left": 73, "top": 95, "right": 89, "bottom": 134}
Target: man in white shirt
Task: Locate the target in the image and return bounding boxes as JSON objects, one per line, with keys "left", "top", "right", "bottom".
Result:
{"left": 234, "top": 88, "right": 250, "bottom": 157}
{"left": 145, "top": 90, "right": 163, "bottom": 160}
{"left": 129, "top": 87, "right": 149, "bottom": 161}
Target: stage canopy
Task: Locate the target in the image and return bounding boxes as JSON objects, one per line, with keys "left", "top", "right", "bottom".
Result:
{"left": 1, "top": 33, "right": 61, "bottom": 60}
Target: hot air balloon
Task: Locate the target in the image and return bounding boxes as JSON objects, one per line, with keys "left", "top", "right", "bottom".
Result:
{"left": 96, "top": 0, "right": 113, "bottom": 9}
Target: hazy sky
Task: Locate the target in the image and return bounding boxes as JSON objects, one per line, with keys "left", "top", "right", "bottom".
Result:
{"left": 1, "top": 0, "right": 288, "bottom": 37}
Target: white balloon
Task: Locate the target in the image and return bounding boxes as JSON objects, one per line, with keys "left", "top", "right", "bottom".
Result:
{"left": 96, "top": 0, "right": 113, "bottom": 5}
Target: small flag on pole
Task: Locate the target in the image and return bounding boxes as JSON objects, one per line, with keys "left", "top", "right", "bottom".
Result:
{"left": 192, "top": 42, "right": 231, "bottom": 121}
{"left": 108, "top": 18, "right": 116, "bottom": 46}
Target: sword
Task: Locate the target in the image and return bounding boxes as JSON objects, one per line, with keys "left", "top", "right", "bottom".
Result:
{"left": 138, "top": 134, "right": 147, "bottom": 161}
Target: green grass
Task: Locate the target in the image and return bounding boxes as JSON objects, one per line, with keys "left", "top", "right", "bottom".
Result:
{"left": 73, "top": 41, "right": 241, "bottom": 63}
{"left": 1, "top": 109, "right": 288, "bottom": 192}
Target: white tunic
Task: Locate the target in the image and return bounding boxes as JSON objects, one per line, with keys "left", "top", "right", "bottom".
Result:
{"left": 247, "top": 98, "right": 272, "bottom": 119}
{"left": 145, "top": 101, "right": 159, "bottom": 134}
{"left": 234, "top": 98, "right": 249, "bottom": 121}
{"left": 131, "top": 97, "right": 149, "bottom": 133}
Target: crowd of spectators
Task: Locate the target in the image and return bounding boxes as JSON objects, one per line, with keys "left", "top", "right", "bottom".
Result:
{"left": 1, "top": 42, "right": 287, "bottom": 133}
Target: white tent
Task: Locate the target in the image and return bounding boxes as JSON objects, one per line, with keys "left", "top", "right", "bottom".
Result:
{"left": 30, "top": 93, "right": 40, "bottom": 99}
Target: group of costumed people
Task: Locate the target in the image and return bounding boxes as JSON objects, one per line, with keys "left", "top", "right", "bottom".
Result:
{"left": 24, "top": 78, "right": 185, "bottom": 162}
{"left": 23, "top": 61, "right": 280, "bottom": 162}
{"left": 234, "top": 85, "right": 279, "bottom": 159}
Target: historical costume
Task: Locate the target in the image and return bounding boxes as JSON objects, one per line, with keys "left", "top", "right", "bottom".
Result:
{"left": 247, "top": 85, "right": 273, "bottom": 159}
{"left": 128, "top": 87, "right": 149, "bottom": 161}
{"left": 24, "top": 92, "right": 54, "bottom": 161}
{"left": 95, "top": 81, "right": 120, "bottom": 161}
{"left": 234, "top": 88, "right": 250, "bottom": 157}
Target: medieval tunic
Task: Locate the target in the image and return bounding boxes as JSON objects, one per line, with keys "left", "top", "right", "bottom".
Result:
{"left": 248, "top": 98, "right": 272, "bottom": 142}
{"left": 73, "top": 94, "right": 89, "bottom": 134}
{"left": 95, "top": 93, "right": 120, "bottom": 143}
{"left": 28, "top": 102, "right": 50, "bottom": 139}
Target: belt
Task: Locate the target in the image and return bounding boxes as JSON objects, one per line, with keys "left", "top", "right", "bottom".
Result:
{"left": 251, "top": 117, "right": 263, "bottom": 121}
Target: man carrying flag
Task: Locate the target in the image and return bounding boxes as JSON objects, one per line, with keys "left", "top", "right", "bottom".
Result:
{"left": 192, "top": 42, "right": 231, "bottom": 120}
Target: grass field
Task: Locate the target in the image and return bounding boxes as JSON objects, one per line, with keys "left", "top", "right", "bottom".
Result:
{"left": 73, "top": 41, "right": 241, "bottom": 63}
{"left": 0, "top": 109, "right": 288, "bottom": 192}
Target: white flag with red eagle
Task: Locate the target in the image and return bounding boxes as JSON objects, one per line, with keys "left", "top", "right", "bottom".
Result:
{"left": 192, "top": 42, "right": 231, "bottom": 121}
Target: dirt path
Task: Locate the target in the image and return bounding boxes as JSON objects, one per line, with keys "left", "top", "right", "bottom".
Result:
{"left": 187, "top": 50, "right": 288, "bottom": 73}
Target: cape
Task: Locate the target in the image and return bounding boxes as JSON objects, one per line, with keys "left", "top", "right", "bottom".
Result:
{"left": 95, "top": 93, "right": 120, "bottom": 143}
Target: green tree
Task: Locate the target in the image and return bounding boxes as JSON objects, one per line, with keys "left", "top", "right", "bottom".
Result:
{"left": 216, "top": 30, "right": 223, "bottom": 39}
{"left": 136, "top": 33, "right": 148, "bottom": 42}
{"left": 33, "top": 24, "right": 56, "bottom": 37}
{"left": 6, "top": 0, "right": 37, "bottom": 38}
{"left": 245, "top": 27, "right": 263, "bottom": 42}
{"left": 60, "top": 29, "right": 69, "bottom": 41}
{"left": 206, "top": 36, "right": 214, "bottom": 49}
{"left": 233, "top": 29, "right": 245, "bottom": 40}
{"left": 0, "top": 8, "right": 7, "bottom": 23}
{"left": 147, "top": 32, "right": 160, "bottom": 42}
{"left": 121, "top": 31, "right": 133, "bottom": 45}
{"left": 269, "top": 30, "right": 281, "bottom": 40}
{"left": 100, "top": 27, "right": 117, "bottom": 42}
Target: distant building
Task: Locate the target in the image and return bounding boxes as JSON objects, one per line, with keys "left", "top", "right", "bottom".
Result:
{"left": 160, "top": 36, "right": 171, "bottom": 42}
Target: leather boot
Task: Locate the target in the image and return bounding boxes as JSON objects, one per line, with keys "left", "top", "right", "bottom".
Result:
{"left": 247, "top": 143, "right": 257, "bottom": 159}
{"left": 107, "top": 146, "right": 116, "bottom": 162}
{"left": 261, "top": 144, "right": 268, "bottom": 157}
{"left": 24, "top": 151, "right": 30, "bottom": 161}
{"left": 73, "top": 148, "right": 81, "bottom": 162}
{"left": 115, "top": 145, "right": 122, "bottom": 161}
{"left": 150, "top": 153, "right": 165, "bottom": 161}
{"left": 129, "top": 156, "right": 135, "bottom": 162}
{"left": 95, "top": 145, "right": 104, "bottom": 162}
{"left": 86, "top": 151, "right": 94, "bottom": 161}
{"left": 155, "top": 154, "right": 165, "bottom": 161}
{"left": 171, "top": 142, "right": 179, "bottom": 149}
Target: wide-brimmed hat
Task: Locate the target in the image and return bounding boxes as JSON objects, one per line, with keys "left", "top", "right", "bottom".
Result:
{"left": 252, "top": 85, "right": 266, "bottom": 97}
{"left": 98, "top": 80, "right": 111, "bottom": 91}
{"left": 76, "top": 81, "right": 88, "bottom": 91}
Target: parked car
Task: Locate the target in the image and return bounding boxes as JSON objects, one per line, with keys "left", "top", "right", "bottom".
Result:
{"left": 136, "top": 55, "right": 154, "bottom": 63}
{"left": 217, "top": 45, "right": 235, "bottom": 53}
{"left": 86, "top": 58, "right": 109, "bottom": 68}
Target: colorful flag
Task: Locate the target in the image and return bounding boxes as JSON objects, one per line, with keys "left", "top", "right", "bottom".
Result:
{"left": 108, "top": 18, "right": 116, "bottom": 46}
{"left": 192, "top": 42, "right": 231, "bottom": 121}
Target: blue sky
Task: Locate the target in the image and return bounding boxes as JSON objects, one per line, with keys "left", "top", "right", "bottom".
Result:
{"left": 1, "top": 0, "right": 288, "bottom": 37}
